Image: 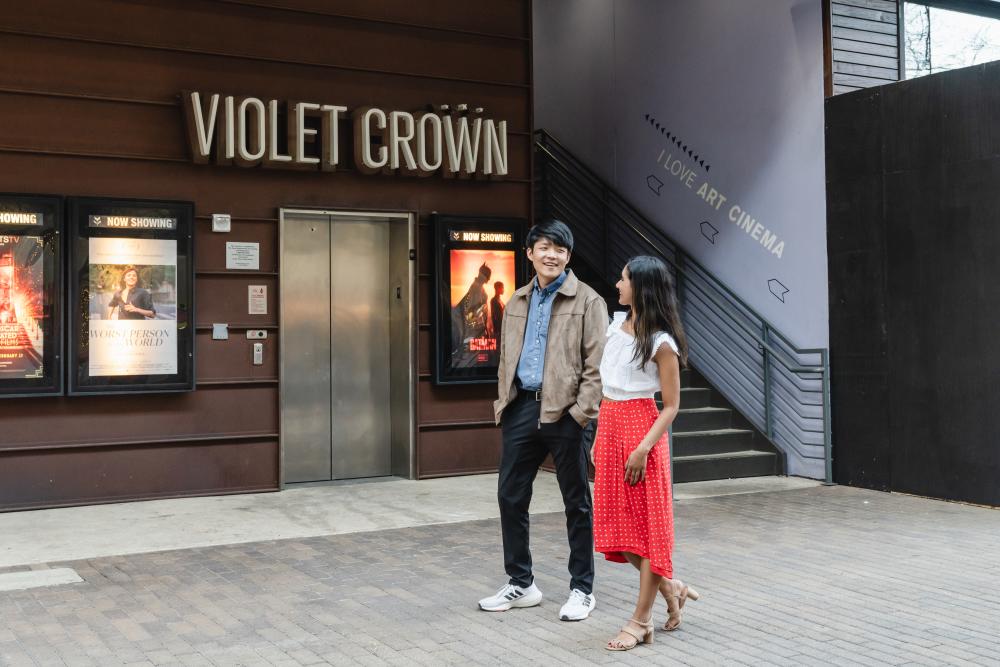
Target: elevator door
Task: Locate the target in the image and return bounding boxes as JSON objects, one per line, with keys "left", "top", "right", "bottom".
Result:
{"left": 282, "top": 212, "right": 392, "bottom": 482}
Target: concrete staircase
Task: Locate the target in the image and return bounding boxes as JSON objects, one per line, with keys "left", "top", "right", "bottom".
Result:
{"left": 669, "top": 367, "right": 783, "bottom": 482}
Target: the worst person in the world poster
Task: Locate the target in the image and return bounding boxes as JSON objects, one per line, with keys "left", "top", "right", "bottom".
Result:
{"left": 0, "top": 234, "right": 45, "bottom": 379}
{"left": 450, "top": 248, "right": 516, "bottom": 369}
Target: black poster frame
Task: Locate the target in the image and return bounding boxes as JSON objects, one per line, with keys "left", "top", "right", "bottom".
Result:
{"left": 432, "top": 214, "right": 527, "bottom": 385}
{"left": 0, "top": 193, "right": 64, "bottom": 397}
{"left": 68, "top": 197, "right": 195, "bottom": 395}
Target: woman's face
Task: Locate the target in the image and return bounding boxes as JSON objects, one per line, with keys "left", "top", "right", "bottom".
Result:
{"left": 123, "top": 270, "right": 138, "bottom": 287}
{"left": 616, "top": 266, "right": 633, "bottom": 306}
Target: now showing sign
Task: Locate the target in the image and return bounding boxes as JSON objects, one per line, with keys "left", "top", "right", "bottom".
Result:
{"left": 182, "top": 91, "right": 508, "bottom": 178}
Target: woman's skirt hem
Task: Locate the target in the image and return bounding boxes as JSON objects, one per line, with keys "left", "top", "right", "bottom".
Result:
{"left": 596, "top": 546, "right": 673, "bottom": 579}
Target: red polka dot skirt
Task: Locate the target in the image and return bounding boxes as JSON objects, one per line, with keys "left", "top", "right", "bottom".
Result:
{"left": 593, "top": 398, "right": 674, "bottom": 579}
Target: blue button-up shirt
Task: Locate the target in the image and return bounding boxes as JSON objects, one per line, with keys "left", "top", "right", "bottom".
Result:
{"left": 515, "top": 271, "right": 568, "bottom": 391}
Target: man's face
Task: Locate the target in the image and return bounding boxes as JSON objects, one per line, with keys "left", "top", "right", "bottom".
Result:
{"left": 526, "top": 237, "right": 570, "bottom": 285}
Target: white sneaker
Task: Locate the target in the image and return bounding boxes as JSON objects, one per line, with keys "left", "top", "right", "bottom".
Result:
{"left": 559, "top": 588, "right": 596, "bottom": 621}
{"left": 478, "top": 583, "right": 543, "bottom": 611}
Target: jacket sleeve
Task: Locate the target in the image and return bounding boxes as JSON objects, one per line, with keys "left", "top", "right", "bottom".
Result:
{"left": 569, "top": 295, "right": 608, "bottom": 426}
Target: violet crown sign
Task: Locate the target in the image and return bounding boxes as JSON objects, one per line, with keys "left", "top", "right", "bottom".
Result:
{"left": 182, "top": 92, "right": 508, "bottom": 178}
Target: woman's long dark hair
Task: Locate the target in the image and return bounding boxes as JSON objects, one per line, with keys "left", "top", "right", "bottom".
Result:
{"left": 626, "top": 256, "right": 689, "bottom": 368}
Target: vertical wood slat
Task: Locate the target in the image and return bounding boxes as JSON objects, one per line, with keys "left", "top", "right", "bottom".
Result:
{"left": 828, "top": 0, "right": 902, "bottom": 94}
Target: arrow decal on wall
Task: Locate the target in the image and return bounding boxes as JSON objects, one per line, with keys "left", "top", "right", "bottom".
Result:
{"left": 700, "top": 221, "right": 719, "bottom": 244}
{"left": 768, "top": 279, "right": 789, "bottom": 303}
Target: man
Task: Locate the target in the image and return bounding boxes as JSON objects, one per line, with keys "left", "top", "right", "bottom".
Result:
{"left": 478, "top": 219, "right": 607, "bottom": 621}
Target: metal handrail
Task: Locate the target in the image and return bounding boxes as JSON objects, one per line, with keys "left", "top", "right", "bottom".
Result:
{"left": 534, "top": 129, "right": 833, "bottom": 482}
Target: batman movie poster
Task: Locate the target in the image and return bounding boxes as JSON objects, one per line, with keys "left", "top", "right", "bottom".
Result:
{"left": 434, "top": 216, "right": 526, "bottom": 385}
{"left": 449, "top": 248, "right": 516, "bottom": 368}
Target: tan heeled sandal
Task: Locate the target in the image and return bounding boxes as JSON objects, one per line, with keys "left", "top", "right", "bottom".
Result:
{"left": 605, "top": 617, "right": 654, "bottom": 651}
{"left": 664, "top": 580, "right": 700, "bottom": 631}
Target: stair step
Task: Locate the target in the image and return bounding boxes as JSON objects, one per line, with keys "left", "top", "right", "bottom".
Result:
{"left": 671, "top": 428, "right": 755, "bottom": 457}
{"left": 673, "top": 406, "right": 730, "bottom": 431}
{"left": 672, "top": 450, "right": 780, "bottom": 483}
{"left": 679, "top": 387, "right": 711, "bottom": 408}
{"left": 679, "top": 368, "right": 708, "bottom": 389}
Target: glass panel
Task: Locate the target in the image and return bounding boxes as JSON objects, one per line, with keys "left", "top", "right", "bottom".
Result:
{"left": 904, "top": 2, "right": 1000, "bottom": 79}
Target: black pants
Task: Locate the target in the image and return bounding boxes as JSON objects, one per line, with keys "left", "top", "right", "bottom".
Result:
{"left": 498, "top": 392, "right": 594, "bottom": 594}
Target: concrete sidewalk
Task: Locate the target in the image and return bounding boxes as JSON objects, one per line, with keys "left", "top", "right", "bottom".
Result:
{"left": 3, "top": 477, "right": 1000, "bottom": 666}
{"left": 0, "top": 474, "right": 817, "bottom": 569}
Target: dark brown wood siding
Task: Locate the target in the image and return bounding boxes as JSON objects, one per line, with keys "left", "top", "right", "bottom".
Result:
{"left": 0, "top": 0, "right": 532, "bottom": 510}
{"left": 828, "top": 0, "right": 902, "bottom": 95}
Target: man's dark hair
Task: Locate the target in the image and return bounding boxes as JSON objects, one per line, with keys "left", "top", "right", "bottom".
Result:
{"left": 494, "top": 281, "right": 504, "bottom": 290}
{"left": 526, "top": 219, "right": 574, "bottom": 253}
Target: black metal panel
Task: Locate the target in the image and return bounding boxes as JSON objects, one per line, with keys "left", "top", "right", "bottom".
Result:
{"left": 826, "top": 83, "right": 891, "bottom": 490}
{"left": 885, "top": 159, "right": 1000, "bottom": 506}
{"left": 828, "top": 61, "right": 1000, "bottom": 505}
{"left": 882, "top": 74, "right": 943, "bottom": 174}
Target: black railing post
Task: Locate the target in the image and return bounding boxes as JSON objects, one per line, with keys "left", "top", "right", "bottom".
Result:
{"left": 762, "top": 323, "right": 774, "bottom": 440}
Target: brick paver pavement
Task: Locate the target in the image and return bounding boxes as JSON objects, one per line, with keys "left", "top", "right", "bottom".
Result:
{"left": 1, "top": 484, "right": 999, "bottom": 666}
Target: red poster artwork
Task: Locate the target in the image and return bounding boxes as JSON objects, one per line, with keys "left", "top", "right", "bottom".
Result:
{"left": 0, "top": 235, "right": 45, "bottom": 379}
{"left": 449, "top": 248, "right": 516, "bottom": 368}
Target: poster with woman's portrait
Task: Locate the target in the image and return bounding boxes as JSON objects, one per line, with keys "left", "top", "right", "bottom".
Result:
{"left": 87, "top": 237, "right": 178, "bottom": 377}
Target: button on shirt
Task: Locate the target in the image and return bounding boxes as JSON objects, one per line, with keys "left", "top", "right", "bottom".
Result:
{"left": 516, "top": 271, "right": 568, "bottom": 391}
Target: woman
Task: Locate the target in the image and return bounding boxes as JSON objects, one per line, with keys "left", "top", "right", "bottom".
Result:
{"left": 108, "top": 266, "right": 156, "bottom": 320}
{"left": 593, "top": 255, "right": 699, "bottom": 651}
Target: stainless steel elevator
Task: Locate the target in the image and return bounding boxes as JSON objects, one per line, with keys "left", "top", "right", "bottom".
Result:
{"left": 279, "top": 209, "right": 414, "bottom": 484}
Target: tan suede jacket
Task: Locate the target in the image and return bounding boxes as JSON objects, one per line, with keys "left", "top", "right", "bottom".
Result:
{"left": 494, "top": 270, "right": 608, "bottom": 426}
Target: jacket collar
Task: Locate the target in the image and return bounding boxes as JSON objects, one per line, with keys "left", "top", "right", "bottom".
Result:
{"left": 512, "top": 269, "right": 579, "bottom": 301}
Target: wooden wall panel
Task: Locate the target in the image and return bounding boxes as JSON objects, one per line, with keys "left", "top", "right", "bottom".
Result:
{"left": 0, "top": 35, "right": 531, "bottom": 131}
{"left": 827, "top": 0, "right": 901, "bottom": 95}
{"left": 0, "top": 0, "right": 531, "bottom": 508}
{"left": 195, "top": 276, "right": 279, "bottom": 326}
{"left": 417, "top": 427, "right": 502, "bottom": 477}
{"left": 0, "top": 439, "right": 278, "bottom": 511}
{"left": 418, "top": 381, "right": 497, "bottom": 424}
{"left": 195, "top": 218, "right": 278, "bottom": 273}
{"left": 2, "top": 0, "right": 529, "bottom": 86}
{"left": 0, "top": 153, "right": 530, "bottom": 220}
{"left": 196, "top": 330, "right": 279, "bottom": 382}
{"left": 243, "top": 0, "right": 530, "bottom": 37}
{"left": 0, "top": 386, "right": 277, "bottom": 450}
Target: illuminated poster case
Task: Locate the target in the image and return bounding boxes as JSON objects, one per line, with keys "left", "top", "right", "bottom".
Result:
{"left": 0, "top": 194, "right": 63, "bottom": 397}
{"left": 433, "top": 215, "right": 526, "bottom": 385}
{"left": 68, "top": 197, "right": 195, "bottom": 395}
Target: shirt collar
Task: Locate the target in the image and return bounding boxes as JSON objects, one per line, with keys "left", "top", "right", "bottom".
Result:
{"left": 534, "top": 271, "right": 568, "bottom": 297}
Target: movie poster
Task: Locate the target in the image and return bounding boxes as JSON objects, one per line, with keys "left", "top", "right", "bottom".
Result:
{"left": 0, "top": 233, "right": 46, "bottom": 380}
{"left": 449, "top": 248, "right": 516, "bottom": 368}
{"left": 434, "top": 215, "right": 526, "bottom": 384}
{"left": 87, "top": 237, "right": 178, "bottom": 377}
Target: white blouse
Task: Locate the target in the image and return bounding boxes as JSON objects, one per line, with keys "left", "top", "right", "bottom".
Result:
{"left": 600, "top": 311, "right": 680, "bottom": 401}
